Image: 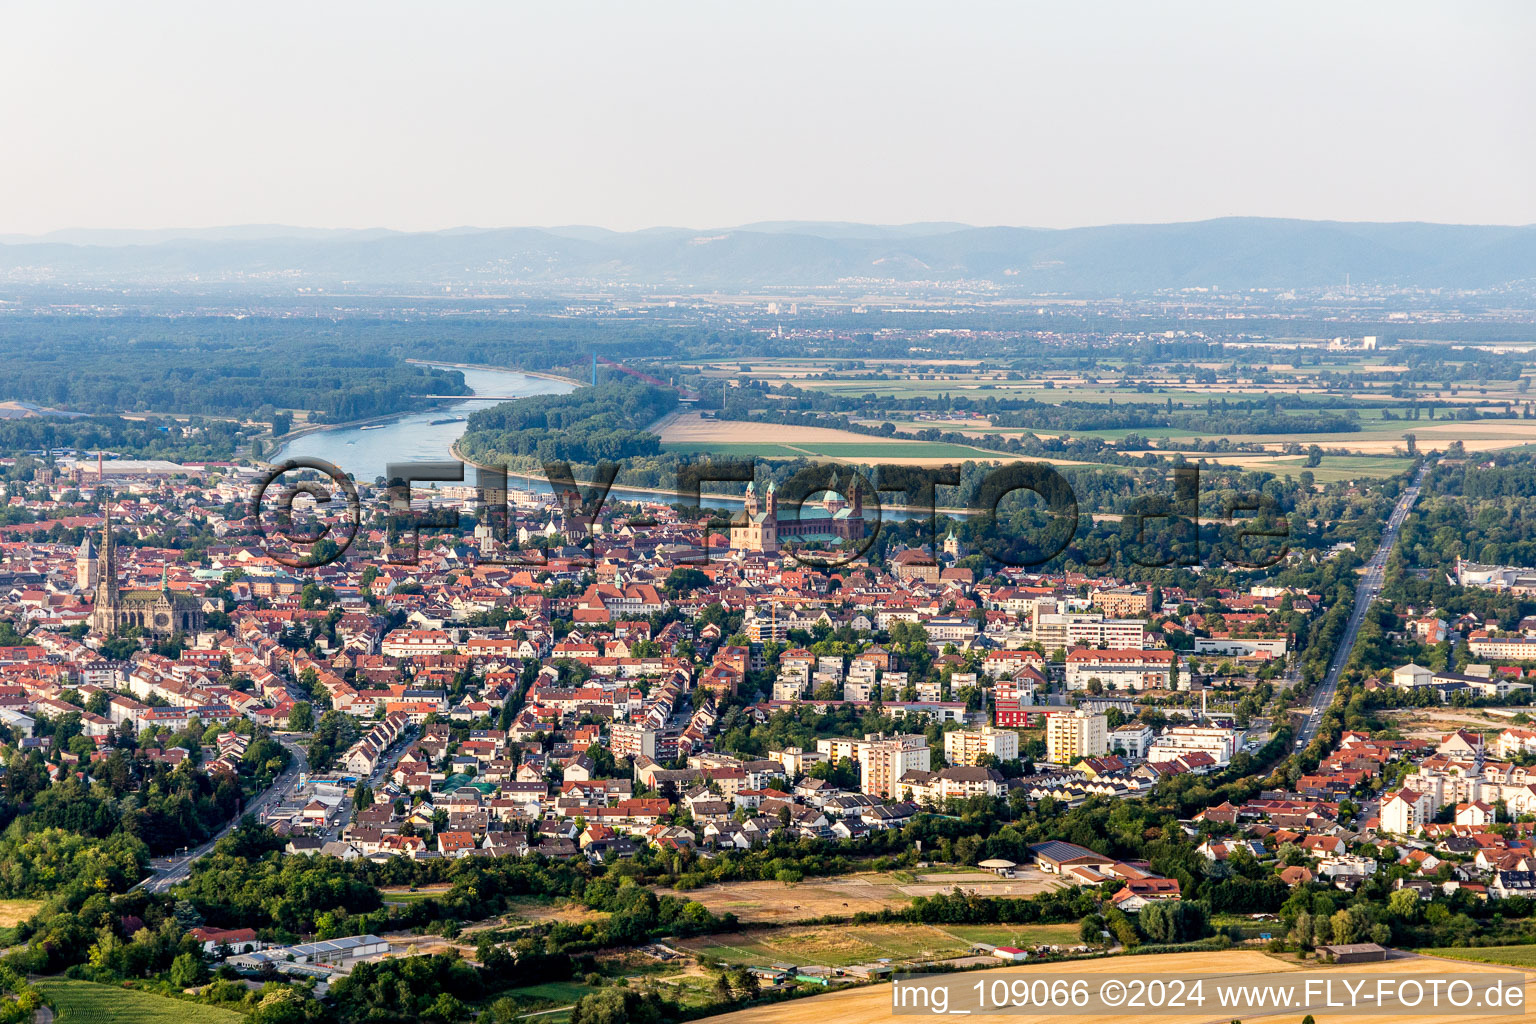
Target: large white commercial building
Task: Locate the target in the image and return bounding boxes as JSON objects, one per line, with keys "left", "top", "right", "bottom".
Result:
{"left": 1193, "top": 636, "right": 1289, "bottom": 658}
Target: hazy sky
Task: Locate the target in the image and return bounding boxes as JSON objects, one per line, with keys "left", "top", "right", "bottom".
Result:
{"left": 3, "top": 1, "right": 1533, "bottom": 234}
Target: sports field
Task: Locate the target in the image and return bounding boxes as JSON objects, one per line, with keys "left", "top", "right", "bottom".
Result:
{"left": 38, "top": 978, "right": 245, "bottom": 1024}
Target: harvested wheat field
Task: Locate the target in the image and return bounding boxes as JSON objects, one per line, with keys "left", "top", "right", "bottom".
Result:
{"left": 694, "top": 949, "right": 1536, "bottom": 1024}
{"left": 0, "top": 899, "right": 41, "bottom": 927}
{"left": 663, "top": 871, "right": 1064, "bottom": 924}
{"left": 656, "top": 411, "right": 883, "bottom": 446}
{"left": 663, "top": 874, "right": 906, "bottom": 923}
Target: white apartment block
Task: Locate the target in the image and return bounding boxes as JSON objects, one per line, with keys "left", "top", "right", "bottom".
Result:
{"left": 1110, "top": 723, "right": 1154, "bottom": 759}
{"left": 1497, "top": 727, "right": 1536, "bottom": 759}
{"left": 610, "top": 722, "right": 658, "bottom": 760}
{"left": 1467, "top": 634, "right": 1536, "bottom": 660}
{"left": 843, "top": 679, "right": 876, "bottom": 701}
{"left": 773, "top": 678, "right": 809, "bottom": 701}
{"left": 380, "top": 629, "right": 456, "bottom": 658}
{"left": 768, "top": 746, "right": 824, "bottom": 776}
{"left": 1030, "top": 600, "right": 1146, "bottom": 651}
{"left": 1146, "top": 726, "right": 1238, "bottom": 766}
{"left": 1064, "top": 648, "right": 1175, "bottom": 691}
{"left": 1381, "top": 788, "right": 1433, "bottom": 835}
{"left": 944, "top": 725, "right": 1020, "bottom": 766}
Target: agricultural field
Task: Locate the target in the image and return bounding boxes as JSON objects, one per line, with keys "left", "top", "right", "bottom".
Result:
{"left": 1419, "top": 944, "right": 1536, "bottom": 967}
{"left": 380, "top": 889, "right": 604, "bottom": 926}
{"left": 1198, "top": 454, "right": 1417, "bottom": 482}
{"left": 655, "top": 412, "right": 1022, "bottom": 465}
{"left": 696, "top": 358, "right": 1536, "bottom": 459}
{"left": 678, "top": 921, "right": 1084, "bottom": 970}
{"left": 691, "top": 949, "right": 1536, "bottom": 1024}
{"left": 680, "top": 923, "right": 972, "bottom": 968}
{"left": 0, "top": 898, "right": 41, "bottom": 927}
{"left": 37, "top": 979, "right": 244, "bottom": 1024}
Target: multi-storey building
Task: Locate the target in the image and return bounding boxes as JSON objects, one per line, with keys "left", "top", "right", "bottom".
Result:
{"left": 1064, "top": 648, "right": 1175, "bottom": 691}
{"left": 1093, "top": 586, "right": 1149, "bottom": 618}
{"left": 1030, "top": 601, "right": 1145, "bottom": 651}
{"left": 610, "top": 721, "right": 658, "bottom": 760}
{"left": 944, "top": 725, "right": 1020, "bottom": 766}
{"left": 1110, "top": 722, "right": 1154, "bottom": 759}
{"left": 1044, "top": 709, "right": 1108, "bottom": 764}
{"left": 1146, "top": 726, "right": 1238, "bottom": 766}
{"left": 860, "top": 733, "right": 931, "bottom": 799}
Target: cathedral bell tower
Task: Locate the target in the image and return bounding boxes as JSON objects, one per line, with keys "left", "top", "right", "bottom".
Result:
{"left": 90, "top": 506, "right": 120, "bottom": 634}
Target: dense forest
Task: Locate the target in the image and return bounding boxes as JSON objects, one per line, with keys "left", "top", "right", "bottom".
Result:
{"left": 0, "top": 414, "right": 254, "bottom": 461}
{"left": 457, "top": 380, "right": 678, "bottom": 466}
{"left": 0, "top": 317, "right": 467, "bottom": 422}
{"left": 1397, "top": 453, "right": 1536, "bottom": 569}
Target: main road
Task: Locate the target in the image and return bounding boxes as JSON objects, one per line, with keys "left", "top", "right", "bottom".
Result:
{"left": 1295, "top": 460, "right": 1430, "bottom": 748}
{"left": 133, "top": 734, "right": 310, "bottom": 894}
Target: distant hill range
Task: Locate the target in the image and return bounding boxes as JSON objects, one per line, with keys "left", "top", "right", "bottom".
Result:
{"left": 3, "top": 218, "right": 1535, "bottom": 293}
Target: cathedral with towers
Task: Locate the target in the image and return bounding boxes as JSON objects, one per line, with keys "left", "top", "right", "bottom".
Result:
{"left": 729, "top": 475, "right": 867, "bottom": 555}
{"left": 85, "top": 509, "right": 204, "bottom": 637}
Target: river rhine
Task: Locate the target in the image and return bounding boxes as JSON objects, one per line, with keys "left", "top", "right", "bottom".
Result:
{"left": 272, "top": 365, "right": 574, "bottom": 485}
{"left": 273, "top": 364, "right": 938, "bottom": 518}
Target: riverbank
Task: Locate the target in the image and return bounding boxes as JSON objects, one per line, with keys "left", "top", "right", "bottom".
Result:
{"left": 271, "top": 366, "right": 574, "bottom": 483}
{"left": 264, "top": 361, "right": 577, "bottom": 468}
{"left": 261, "top": 403, "right": 460, "bottom": 464}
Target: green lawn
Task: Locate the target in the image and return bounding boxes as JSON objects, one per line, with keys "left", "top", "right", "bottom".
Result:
{"left": 661, "top": 442, "right": 808, "bottom": 458}
{"left": 499, "top": 980, "right": 595, "bottom": 1004}
{"left": 379, "top": 887, "right": 448, "bottom": 904}
{"left": 679, "top": 921, "right": 1082, "bottom": 968}
{"left": 1294, "top": 455, "right": 1417, "bottom": 481}
{"left": 1418, "top": 944, "right": 1536, "bottom": 967}
{"left": 936, "top": 923, "right": 1084, "bottom": 948}
{"left": 38, "top": 979, "right": 244, "bottom": 1024}
{"left": 663, "top": 440, "right": 1015, "bottom": 461}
